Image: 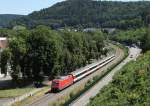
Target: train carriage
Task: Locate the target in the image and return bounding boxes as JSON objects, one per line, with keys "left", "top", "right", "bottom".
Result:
{"left": 71, "top": 55, "right": 115, "bottom": 82}
{"left": 51, "top": 54, "right": 115, "bottom": 91}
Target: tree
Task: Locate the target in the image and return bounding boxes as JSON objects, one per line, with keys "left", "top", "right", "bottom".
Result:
{"left": 0, "top": 49, "right": 11, "bottom": 75}
{"left": 6, "top": 25, "right": 107, "bottom": 85}
{"left": 140, "top": 7, "right": 150, "bottom": 27}
{"left": 27, "top": 26, "right": 63, "bottom": 81}
{"left": 142, "top": 28, "right": 150, "bottom": 51}
{"left": 9, "top": 29, "right": 29, "bottom": 84}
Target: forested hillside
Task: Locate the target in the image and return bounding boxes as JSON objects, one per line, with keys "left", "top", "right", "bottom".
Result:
{"left": 11, "top": 0, "right": 150, "bottom": 29}
{"left": 88, "top": 51, "right": 150, "bottom": 106}
{"left": 0, "top": 14, "right": 23, "bottom": 27}
{"left": 111, "top": 27, "right": 150, "bottom": 51}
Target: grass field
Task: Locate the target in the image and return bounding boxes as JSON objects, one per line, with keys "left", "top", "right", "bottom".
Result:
{"left": 12, "top": 86, "right": 50, "bottom": 106}
{"left": 0, "top": 88, "right": 36, "bottom": 98}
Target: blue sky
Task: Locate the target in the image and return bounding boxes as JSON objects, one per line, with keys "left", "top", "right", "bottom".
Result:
{"left": 0, "top": 0, "right": 65, "bottom": 15}
{"left": 0, "top": 0, "right": 149, "bottom": 15}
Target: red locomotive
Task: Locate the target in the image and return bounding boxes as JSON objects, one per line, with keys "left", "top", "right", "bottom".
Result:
{"left": 51, "top": 75, "right": 74, "bottom": 91}
{"left": 51, "top": 55, "right": 115, "bottom": 91}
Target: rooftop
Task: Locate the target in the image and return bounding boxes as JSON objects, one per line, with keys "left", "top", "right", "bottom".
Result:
{"left": 0, "top": 37, "right": 7, "bottom": 40}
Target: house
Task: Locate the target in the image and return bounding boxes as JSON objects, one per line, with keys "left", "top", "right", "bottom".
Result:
{"left": 102, "top": 28, "right": 116, "bottom": 34}
{"left": 83, "top": 28, "right": 97, "bottom": 32}
{"left": 0, "top": 37, "right": 7, "bottom": 49}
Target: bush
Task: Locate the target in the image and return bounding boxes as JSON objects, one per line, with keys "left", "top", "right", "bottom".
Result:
{"left": 88, "top": 51, "right": 150, "bottom": 106}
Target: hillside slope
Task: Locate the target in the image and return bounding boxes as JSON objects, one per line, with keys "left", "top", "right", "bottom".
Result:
{"left": 12, "top": 0, "right": 150, "bottom": 28}
{"left": 0, "top": 14, "right": 23, "bottom": 27}
{"left": 88, "top": 51, "right": 150, "bottom": 106}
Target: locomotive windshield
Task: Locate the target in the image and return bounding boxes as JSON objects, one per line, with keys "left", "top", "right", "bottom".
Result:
{"left": 56, "top": 76, "right": 68, "bottom": 80}
{"left": 52, "top": 81, "right": 59, "bottom": 86}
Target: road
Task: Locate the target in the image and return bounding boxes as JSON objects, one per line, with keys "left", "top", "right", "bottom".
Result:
{"left": 25, "top": 44, "right": 124, "bottom": 106}
{"left": 69, "top": 46, "right": 142, "bottom": 106}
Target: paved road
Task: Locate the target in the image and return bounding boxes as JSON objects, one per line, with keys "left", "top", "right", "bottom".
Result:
{"left": 26, "top": 45, "right": 124, "bottom": 106}
{"left": 69, "top": 47, "right": 141, "bottom": 106}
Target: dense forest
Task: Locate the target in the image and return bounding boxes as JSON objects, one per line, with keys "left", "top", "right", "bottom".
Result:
{"left": 0, "top": 14, "right": 23, "bottom": 27}
{"left": 111, "top": 27, "right": 150, "bottom": 51}
{"left": 0, "top": 26, "right": 107, "bottom": 86}
{"left": 88, "top": 51, "right": 150, "bottom": 106}
{"left": 11, "top": 0, "right": 150, "bottom": 29}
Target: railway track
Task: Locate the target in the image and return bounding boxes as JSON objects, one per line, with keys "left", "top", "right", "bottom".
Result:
{"left": 26, "top": 44, "right": 124, "bottom": 106}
